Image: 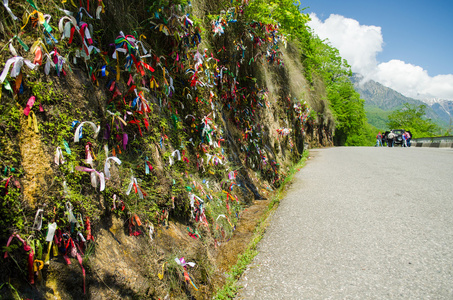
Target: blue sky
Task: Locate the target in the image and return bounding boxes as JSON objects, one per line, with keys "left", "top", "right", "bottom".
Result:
{"left": 303, "top": 0, "right": 453, "bottom": 100}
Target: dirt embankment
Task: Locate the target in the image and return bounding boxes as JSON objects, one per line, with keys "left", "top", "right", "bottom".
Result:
{"left": 0, "top": 1, "right": 333, "bottom": 299}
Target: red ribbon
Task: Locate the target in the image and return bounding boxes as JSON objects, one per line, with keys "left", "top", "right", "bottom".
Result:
{"left": 4, "top": 234, "right": 35, "bottom": 284}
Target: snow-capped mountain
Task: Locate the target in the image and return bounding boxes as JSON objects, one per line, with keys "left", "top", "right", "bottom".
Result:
{"left": 420, "top": 98, "right": 453, "bottom": 125}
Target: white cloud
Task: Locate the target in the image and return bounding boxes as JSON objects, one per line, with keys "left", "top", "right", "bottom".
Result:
{"left": 373, "top": 60, "right": 453, "bottom": 100}
{"left": 307, "top": 13, "right": 453, "bottom": 100}
{"left": 308, "top": 13, "right": 383, "bottom": 76}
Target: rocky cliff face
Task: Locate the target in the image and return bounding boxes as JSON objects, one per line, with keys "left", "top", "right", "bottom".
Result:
{"left": 0, "top": 0, "right": 333, "bottom": 299}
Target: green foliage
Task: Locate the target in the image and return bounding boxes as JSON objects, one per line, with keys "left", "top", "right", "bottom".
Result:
{"left": 245, "top": 0, "right": 310, "bottom": 35}
{"left": 304, "top": 35, "right": 372, "bottom": 145}
{"left": 0, "top": 188, "right": 25, "bottom": 236}
{"left": 326, "top": 77, "right": 367, "bottom": 146}
{"left": 387, "top": 103, "right": 439, "bottom": 138}
{"left": 365, "top": 105, "right": 393, "bottom": 130}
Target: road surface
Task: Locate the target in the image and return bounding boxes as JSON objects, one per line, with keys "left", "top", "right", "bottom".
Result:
{"left": 237, "top": 147, "right": 453, "bottom": 299}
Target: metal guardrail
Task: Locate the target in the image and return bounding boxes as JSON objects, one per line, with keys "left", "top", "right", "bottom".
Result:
{"left": 411, "top": 136, "right": 453, "bottom": 148}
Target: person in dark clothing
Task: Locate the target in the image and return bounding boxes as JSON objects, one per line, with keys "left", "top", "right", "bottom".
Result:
{"left": 382, "top": 131, "right": 389, "bottom": 147}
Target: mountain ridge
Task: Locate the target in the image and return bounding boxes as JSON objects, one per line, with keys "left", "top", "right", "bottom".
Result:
{"left": 351, "top": 74, "right": 451, "bottom": 129}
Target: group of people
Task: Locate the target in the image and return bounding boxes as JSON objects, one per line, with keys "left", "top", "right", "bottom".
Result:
{"left": 376, "top": 130, "right": 412, "bottom": 147}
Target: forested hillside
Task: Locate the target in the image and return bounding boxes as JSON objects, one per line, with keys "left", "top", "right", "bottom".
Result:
{"left": 0, "top": 0, "right": 370, "bottom": 298}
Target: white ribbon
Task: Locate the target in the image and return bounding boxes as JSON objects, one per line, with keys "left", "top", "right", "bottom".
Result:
{"left": 104, "top": 156, "right": 121, "bottom": 178}
{"left": 206, "top": 153, "right": 212, "bottom": 165}
{"left": 32, "top": 209, "right": 44, "bottom": 230}
{"left": 112, "top": 48, "right": 127, "bottom": 59}
{"left": 188, "top": 193, "right": 203, "bottom": 219}
{"left": 169, "top": 150, "right": 181, "bottom": 165}
{"left": 86, "top": 44, "right": 100, "bottom": 55}
{"left": 136, "top": 41, "right": 149, "bottom": 55}
{"left": 0, "top": 56, "right": 37, "bottom": 84}
{"left": 96, "top": 5, "right": 102, "bottom": 19}
{"left": 45, "top": 51, "right": 67, "bottom": 75}
{"left": 148, "top": 224, "right": 154, "bottom": 241}
{"left": 2, "top": 0, "right": 18, "bottom": 20}
{"left": 216, "top": 214, "right": 226, "bottom": 222}
{"left": 95, "top": 171, "right": 105, "bottom": 191}
{"left": 213, "top": 155, "right": 223, "bottom": 165}
{"left": 9, "top": 42, "right": 17, "bottom": 56}
{"left": 78, "top": 7, "right": 93, "bottom": 20}
{"left": 45, "top": 222, "right": 57, "bottom": 242}
{"left": 82, "top": 23, "right": 92, "bottom": 42}
{"left": 65, "top": 202, "right": 80, "bottom": 225}
{"left": 55, "top": 147, "right": 65, "bottom": 165}
{"left": 58, "top": 16, "right": 78, "bottom": 40}
{"left": 75, "top": 166, "right": 105, "bottom": 191}
{"left": 166, "top": 75, "right": 175, "bottom": 96}
{"left": 43, "top": 53, "right": 54, "bottom": 75}
{"left": 74, "top": 121, "right": 100, "bottom": 142}
{"left": 78, "top": 232, "right": 86, "bottom": 242}
{"left": 126, "top": 176, "right": 144, "bottom": 199}
{"left": 175, "top": 257, "right": 196, "bottom": 268}
{"left": 193, "top": 50, "right": 204, "bottom": 71}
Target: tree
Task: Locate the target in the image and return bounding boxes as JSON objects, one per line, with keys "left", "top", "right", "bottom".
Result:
{"left": 307, "top": 37, "right": 368, "bottom": 146}
{"left": 387, "top": 104, "right": 439, "bottom": 138}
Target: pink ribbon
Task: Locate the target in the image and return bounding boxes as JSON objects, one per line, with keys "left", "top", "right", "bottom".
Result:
{"left": 23, "top": 96, "right": 36, "bottom": 116}
{"left": 75, "top": 166, "right": 105, "bottom": 191}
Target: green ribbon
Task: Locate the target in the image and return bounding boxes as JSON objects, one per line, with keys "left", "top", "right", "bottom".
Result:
{"left": 26, "top": 0, "right": 38, "bottom": 10}
{"left": 187, "top": 227, "right": 200, "bottom": 238}
{"left": 43, "top": 21, "right": 52, "bottom": 33}
{"left": 63, "top": 140, "right": 71, "bottom": 154}
{"left": 4, "top": 80, "right": 13, "bottom": 92}
{"left": 171, "top": 114, "right": 178, "bottom": 127}
{"left": 15, "top": 35, "right": 29, "bottom": 51}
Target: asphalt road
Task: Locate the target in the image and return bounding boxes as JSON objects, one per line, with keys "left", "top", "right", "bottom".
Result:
{"left": 237, "top": 147, "right": 453, "bottom": 299}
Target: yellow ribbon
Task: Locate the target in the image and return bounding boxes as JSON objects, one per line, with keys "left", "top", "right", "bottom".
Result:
{"left": 44, "top": 241, "right": 52, "bottom": 265}
{"left": 28, "top": 111, "right": 39, "bottom": 133}
{"left": 111, "top": 114, "right": 127, "bottom": 129}
{"left": 116, "top": 56, "right": 121, "bottom": 81}
{"left": 30, "top": 39, "right": 49, "bottom": 55}
{"left": 150, "top": 77, "right": 159, "bottom": 89}
{"left": 158, "top": 262, "right": 167, "bottom": 280}
{"left": 21, "top": 10, "right": 45, "bottom": 30}
{"left": 52, "top": 242, "right": 58, "bottom": 256}
{"left": 162, "top": 67, "right": 169, "bottom": 85}
{"left": 183, "top": 87, "right": 191, "bottom": 96}
{"left": 33, "top": 260, "right": 44, "bottom": 272}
